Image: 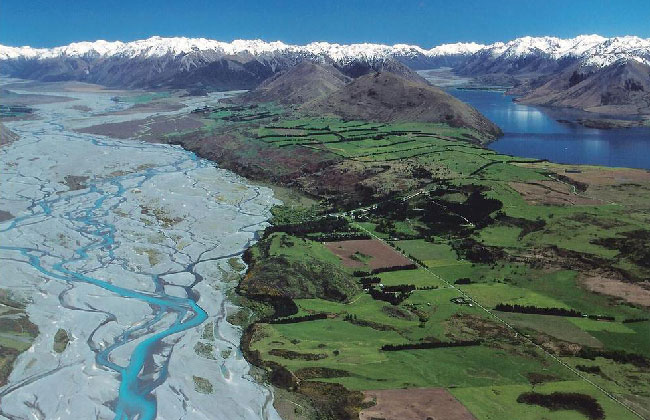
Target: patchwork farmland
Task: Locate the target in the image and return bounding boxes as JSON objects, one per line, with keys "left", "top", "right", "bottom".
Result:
{"left": 79, "top": 102, "right": 650, "bottom": 419}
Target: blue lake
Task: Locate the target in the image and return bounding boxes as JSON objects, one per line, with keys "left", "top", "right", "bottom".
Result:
{"left": 449, "top": 89, "right": 650, "bottom": 170}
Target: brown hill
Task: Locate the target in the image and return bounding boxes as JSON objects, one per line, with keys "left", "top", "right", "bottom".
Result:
{"left": 302, "top": 71, "right": 503, "bottom": 139}
{"left": 0, "top": 123, "right": 19, "bottom": 147}
{"left": 336, "top": 57, "right": 430, "bottom": 85}
{"left": 516, "top": 59, "right": 650, "bottom": 115}
{"left": 226, "top": 62, "right": 350, "bottom": 105}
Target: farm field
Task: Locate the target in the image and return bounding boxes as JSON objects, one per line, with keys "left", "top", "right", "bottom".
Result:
{"left": 359, "top": 387, "right": 478, "bottom": 420}
{"left": 323, "top": 239, "right": 413, "bottom": 270}
{"left": 239, "top": 205, "right": 649, "bottom": 420}
{"left": 451, "top": 380, "right": 638, "bottom": 420}
{"left": 103, "top": 103, "right": 650, "bottom": 419}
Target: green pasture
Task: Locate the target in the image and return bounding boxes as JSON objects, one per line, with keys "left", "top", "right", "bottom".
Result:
{"left": 452, "top": 380, "right": 639, "bottom": 420}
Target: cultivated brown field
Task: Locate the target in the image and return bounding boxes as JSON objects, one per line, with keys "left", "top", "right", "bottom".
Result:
{"left": 359, "top": 388, "right": 477, "bottom": 420}
{"left": 580, "top": 274, "right": 650, "bottom": 307}
{"left": 324, "top": 239, "right": 413, "bottom": 269}
{"left": 517, "top": 162, "right": 650, "bottom": 187}
{"left": 509, "top": 181, "right": 601, "bottom": 206}
{"left": 560, "top": 167, "right": 650, "bottom": 186}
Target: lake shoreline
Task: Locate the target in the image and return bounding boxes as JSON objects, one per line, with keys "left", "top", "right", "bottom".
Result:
{"left": 449, "top": 88, "right": 650, "bottom": 170}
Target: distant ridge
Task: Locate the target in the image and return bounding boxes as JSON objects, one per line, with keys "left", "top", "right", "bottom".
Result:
{"left": 1, "top": 35, "right": 649, "bottom": 90}
{"left": 0, "top": 36, "right": 485, "bottom": 89}
{"left": 2, "top": 34, "right": 648, "bottom": 68}
{"left": 0, "top": 36, "right": 486, "bottom": 62}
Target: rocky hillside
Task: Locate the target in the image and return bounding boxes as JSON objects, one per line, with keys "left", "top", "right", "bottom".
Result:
{"left": 335, "top": 58, "right": 430, "bottom": 84}
{"left": 515, "top": 59, "right": 650, "bottom": 115}
{"left": 302, "top": 71, "right": 503, "bottom": 139}
{"left": 227, "top": 62, "right": 349, "bottom": 105}
{"left": 0, "top": 123, "right": 19, "bottom": 146}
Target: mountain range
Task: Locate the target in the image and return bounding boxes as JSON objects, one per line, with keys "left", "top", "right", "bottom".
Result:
{"left": 1, "top": 35, "right": 650, "bottom": 114}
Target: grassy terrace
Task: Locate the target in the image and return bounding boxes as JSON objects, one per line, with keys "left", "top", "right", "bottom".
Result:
{"left": 182, "top": 103, "right": 650, "bottom": 419}
{"left": 257, "top": 118, "right": 506, "bottom": 162}
{"left": 0, "top": 104, "right": 33, "bottom": 119}
{"left": 112, "top": 91, "right": 171, "bottom": 104}
{"left": 0, "top": 291, "right": 38, "bottom": 387}
{"left": 242, "top": 212, "right": 649, "bottom": 419}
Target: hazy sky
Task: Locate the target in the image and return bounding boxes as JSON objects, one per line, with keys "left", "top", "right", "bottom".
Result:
{"left": 2, "top": 0, "right": 649, "bottom": 47}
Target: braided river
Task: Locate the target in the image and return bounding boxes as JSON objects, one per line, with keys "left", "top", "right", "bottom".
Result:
{"left": 0, "top": 85, "right": 282, "bottom": 420}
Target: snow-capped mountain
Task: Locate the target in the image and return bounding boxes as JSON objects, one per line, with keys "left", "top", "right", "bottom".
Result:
{"left": 0, "top": 36, "right": 486, "bottom": 89}
{"left": 514, "top": 57, "right": 650, "bottom": 115}
{"left": 454, "top": 35, "right": 650, "bottom": 77}
{"left": 0, "top": 35, "right": 648, "bottom": 90}
{"left": 483, "top": 35, "right": 608, "bottom": 60}
{"left": 0, "top": 36, "right": 484, "bottom": 62}
{"left": 579, "top": 36, "right": 650, "bottom": 67}
{"left": 2, "top": 34, "right": 647, "bottom": 67}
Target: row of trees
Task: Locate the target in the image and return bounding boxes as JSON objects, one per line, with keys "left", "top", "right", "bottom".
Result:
{"left": 517, "top": 392, "right": 604, "bottom": 420}
{"left": 269, "top": 313, "right": 328, "bottom": 324}
{"left": 587, "top": 314, "right": 615, "bottom": 321}
{"left": 313, "top": 232, "right": 371, "bottom": 242}
{"left": 381, "top": 339, "right": 482, "bottom": 351}
{"left": 368, "top": 287, "right": 412, "bottom": 305}
{"left": 265, "top": 216, "right": 351, "bottom": 237}
{"left": 371, "top": 264, "right": 418, "bottom": 274}
{"left": 494, "top": 303, "right": 583, "bottom": 318}
{"left": 495, "top": 304, "right": 617, "bottom": 321}
{"left": 575, "top": 365, "right": 602, "bottom": 374}
{"left": 359, "top": 276, "right": 381, "bottom": 287}
{"left": 353, "top": 264, "right": 418, "bottom": 277}
{"left": 622, "top": 317, "right": 649, "bottom": 324}
{"left": 381, "top": 284, "right": 416, "bottom": 293}
{"left": 578, "top": 347, "right": 649, "bottom": 368}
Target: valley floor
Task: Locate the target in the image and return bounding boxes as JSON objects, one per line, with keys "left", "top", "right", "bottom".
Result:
{"left": 6, "top": 86, "right": 650, "bottom": 420}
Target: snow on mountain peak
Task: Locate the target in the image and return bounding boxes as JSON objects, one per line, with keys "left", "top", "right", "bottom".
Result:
{"left": 485, "top": 35, "right": 606, "bottom": 59}
{"left": 0, "top": 35, "right": 648, "bottom": 68}
{"left": 580, "top": 36, "right": 650, "bottom": 67}
{"left": 475, "top": 34, "right": 650, "bottom": 67}
{"left": 0, "top": 37, "right": 505, "bottom": 63}
{"left": 428, "top": 42, "right": 486, "bottom": 56}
